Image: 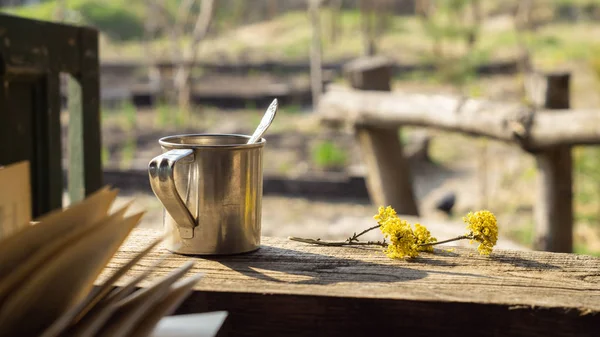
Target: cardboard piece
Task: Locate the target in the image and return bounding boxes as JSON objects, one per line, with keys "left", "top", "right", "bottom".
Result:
{"left": 0, "top": 161, "right": 31, "bottom": 239}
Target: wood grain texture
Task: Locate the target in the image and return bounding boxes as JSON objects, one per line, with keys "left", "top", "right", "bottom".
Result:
{"left": 317, "top": 88, "right": 600, "bottom": 150}
{"left": 99, "top": 228, "right": 600, "bottom": 337}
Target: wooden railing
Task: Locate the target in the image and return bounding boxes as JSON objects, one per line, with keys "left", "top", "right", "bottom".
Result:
{"left": 318, "top": 56, "right": 600, "bottom": 253}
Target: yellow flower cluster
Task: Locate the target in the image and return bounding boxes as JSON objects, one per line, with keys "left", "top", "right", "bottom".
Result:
{"left": 414, "top": 223, "right": 436, "bottom": 253}
{"left": 373, "top": 205, "right": 397, "bottom": 224}
{"left": 374, "top": 206, "right": 437, "bottom": 259}
{"left": 463, "top": 210, "right": 498, "bottom": 255}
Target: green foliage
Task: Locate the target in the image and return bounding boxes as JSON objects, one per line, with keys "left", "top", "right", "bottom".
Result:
{"left": 173, "top": 108, "right": 189, "bottom": 128}
{"left": 417, "top": 0, "right": 484, "bottom": 86}
{"left": 101, "top": 146, "right": 110, "bottom": 167}
{"left": 277, "top": 162, "right": 294, "bottom": 175}
{"left": 504, "top": 221, "right": 534, "bottom": 247}
{"left": 76, "top": 1, "right": 144, "bottom": 41}
{"left": 282, "top": 36, "right": 311, "bottom": 58}
{"left": 574, "top": 242, "right": 600, "bottom": 257}
{"left": 155, "top": 103, "right": 171, "bottom": 128}
{"left": 1, "top": 1, "right": 57, "bottom": 21}
{"left": 311, "top": 141, "right": 347, "bottom": 170}
{"left": 398, "top": 129, "right": 411, "bottom": 146}
{"left": 590, "top": 46, "right": 600, "bottom": 82}
{"left": 282, "top": 104, "right": 302, "bottom": 114}
{"left": 119, "top": 136, "right": 137, "bottom": 170}
{"left": 121, "top": 101, "right": 137, "bottom": 130}
{"left": 154, "top": 103, "right": 191, "bottom": 128}
{"left": 420, "top": 0, "right": 479, "bottom": 45}
{"left": 573, "top": 147, "right": 600, "bottom": 225}
{"left": 2, "top": 0, "right": 146, "bottom": 41}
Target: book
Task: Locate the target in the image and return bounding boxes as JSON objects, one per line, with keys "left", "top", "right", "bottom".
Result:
{"left": 0, "top": 162, "right": 226, "bottom": 337}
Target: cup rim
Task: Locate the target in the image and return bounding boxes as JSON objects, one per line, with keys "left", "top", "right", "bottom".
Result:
{"left": 158, "top": 133, "right": 266, "bottom": 149}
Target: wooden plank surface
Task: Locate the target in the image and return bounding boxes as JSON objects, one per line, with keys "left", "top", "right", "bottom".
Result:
{"left": 99, "top": 228, "right": 600, "bottom": 336}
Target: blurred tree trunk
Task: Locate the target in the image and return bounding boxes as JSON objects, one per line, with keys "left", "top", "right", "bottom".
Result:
{"left": 175, "top": 0, "right": 215, "bottom": 112}
{"left": 147, "top": 0, "right": 214, "bottom": 111}
{"left": 328, "top": 0, "right": 342, "bottom": 44}
{"left": 232, "top": 0, "right": 247, "bottom": 28}
{"left": 143, "top": 0, "right": 163, "bottom": 94}
{"left": 514, "top": 0, "right": 535, "bottom": 98}
{"left": 168, "top": 0, "right": 195, "bottom": 105}
{"left": 359, "top": 0, "right": 376, "bottom": 56}
{"left": 309, "top": 0, "right": 323, "bottom": 107}
{"left": 416, "top": 0, "right": 441, "bottom": 58}
{"left": 374, "top": 0, "right": 392, "bottom": 38}
{"left": 54, "top": 0, "right": 66, "bottom": 21}
{"left": 268, "top": 0, "right": 279, "bottom": 20}
{"left": 467, "top": 0, "right": 482, "bottom": 49}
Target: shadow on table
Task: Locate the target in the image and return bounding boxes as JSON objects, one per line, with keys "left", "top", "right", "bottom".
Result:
{"left": 204, "top": 244, "right": 487, "bottom": 285}
{"left": 491, "top": 254, "right": 561, "bottom": 270}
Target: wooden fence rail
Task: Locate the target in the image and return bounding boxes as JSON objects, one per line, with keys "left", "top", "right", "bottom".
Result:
{"left": 318, "top": 57, "right": 600, "bottom": 253}
{"left": 318, "top": 88, "right": 600, "bottom": 150}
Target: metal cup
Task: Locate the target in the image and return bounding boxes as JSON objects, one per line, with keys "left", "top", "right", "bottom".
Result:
{"left": 148, "top": 134, "right": 264, "bottom": 255}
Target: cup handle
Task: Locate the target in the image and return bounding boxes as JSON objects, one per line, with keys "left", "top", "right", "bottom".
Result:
{"left": 148, "top": 149, "right": 196, "bottom": 239}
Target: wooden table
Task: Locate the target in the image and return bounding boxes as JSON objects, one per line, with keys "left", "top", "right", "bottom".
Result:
{"left": 100, "top": 228, "right": 600, "bottom": 337}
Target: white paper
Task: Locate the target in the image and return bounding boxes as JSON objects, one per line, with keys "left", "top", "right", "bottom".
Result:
{"left": 150, "top": 312, "right": 228, "bottom": 337}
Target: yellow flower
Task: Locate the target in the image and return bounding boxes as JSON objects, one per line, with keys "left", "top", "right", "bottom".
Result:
{"left": 373, "top": 205, "right": 397, "bottom": 224}
{"left": 376, "top": 207, "right": 418, "bottom": 258}
{"left": 414, "top": 223, "right": 437, "bottom": 253}
{"left": 463, "top": 210, "right": 498, "bottom": 255}
{"left": 380, "top": 217, "right": 420, "bottom": 259}
{"left": 374, "top": 206, "right": 436, "bottom": 259}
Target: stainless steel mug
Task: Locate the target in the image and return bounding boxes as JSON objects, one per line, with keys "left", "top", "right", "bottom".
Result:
{"left": 148, "top": 134, "right": 264, "bottom": 255}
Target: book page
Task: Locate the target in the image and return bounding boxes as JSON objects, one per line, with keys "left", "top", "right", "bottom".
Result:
{"left": 150, "top": 312, "right": 228, "bottom": 337}
{"left": 0, "top": 161, "right": 31, "bottom": 239}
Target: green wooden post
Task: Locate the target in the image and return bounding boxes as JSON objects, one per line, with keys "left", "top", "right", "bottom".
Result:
{"left": 42, "top": 73, "right": 64, "bottom": 212}
{"left": 78, "top": 27, "right": 103, "bottom": 197}
{"left": 68, "top": 27, "right": 102, "bottom": 204}
{"left": 0, "top": 14, "right": 102, "bottom": 217}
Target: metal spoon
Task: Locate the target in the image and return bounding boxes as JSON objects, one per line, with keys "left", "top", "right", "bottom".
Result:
{"left": 247, "top": 98, "right": 278, "bottom": 144}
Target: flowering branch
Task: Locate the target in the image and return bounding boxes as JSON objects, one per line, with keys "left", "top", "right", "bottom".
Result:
{"left": 417, "top": 234, "right": 471, "bottom": 247}
{"left": 289, "top": 206, "right": 499, "bottom": 259}
{"left": 346, "top": 224, "right": 381, "bottom": 242}
{"left": 288, "top": 237, "right": 387, "bottom": 247}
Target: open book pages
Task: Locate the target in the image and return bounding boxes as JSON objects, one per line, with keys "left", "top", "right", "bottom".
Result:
{"left": 0, "top": 180, "right": 227, "bottom": 337}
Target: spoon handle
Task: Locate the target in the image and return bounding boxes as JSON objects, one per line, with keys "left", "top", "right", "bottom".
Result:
{"left": 247, "top": 99, "right": 278, "bottom": 144}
